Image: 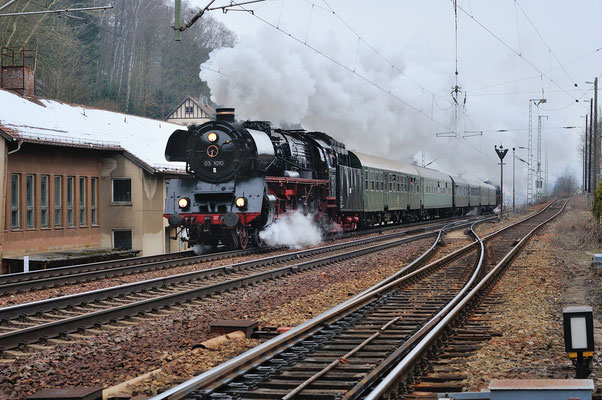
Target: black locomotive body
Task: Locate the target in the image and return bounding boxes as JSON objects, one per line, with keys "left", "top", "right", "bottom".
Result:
{"left": 164, "top": 108, "right": 350, "bottom": 251}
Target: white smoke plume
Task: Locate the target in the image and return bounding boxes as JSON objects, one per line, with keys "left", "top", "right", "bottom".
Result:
{"left": 259, "top": 210, "right": 322, "bottom": 249}
{"left": 200, "top": 27, "right": 505, "bottom": 195}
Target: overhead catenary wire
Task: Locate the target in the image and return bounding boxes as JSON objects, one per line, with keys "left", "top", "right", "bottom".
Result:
{"left": 514, "top": 0, "right": 579, "bottom": 89}
{"left": 468, "top": 47, "right": 602, "bottom": 94}
{"left": 319, "top": 0, "right": 454, "bottom": 108}
{"left": 452, "top": 1, "right": 583, "bottom": 106}
{"left": 211, "top": 0, "right": 494, "bottom": 159}
{"left": 225, "top": 0, "right": 454, "bottom": 133}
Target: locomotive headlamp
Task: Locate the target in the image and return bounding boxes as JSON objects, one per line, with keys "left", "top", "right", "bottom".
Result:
{"left": 235, "top": 197, "right": 246, "bottom": 208}
{"left": 207, "top": 132, "right": 218, "bottom": 142}
{"left": 178, "top": 197, "right": 190, "bottom": 209}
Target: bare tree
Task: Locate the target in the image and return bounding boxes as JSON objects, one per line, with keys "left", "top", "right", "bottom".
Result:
{"left": 552, "top": 167, "right": 578, "bottom": 197}
{"left": 0, "top": 0, "right": 236, "bottom": 117}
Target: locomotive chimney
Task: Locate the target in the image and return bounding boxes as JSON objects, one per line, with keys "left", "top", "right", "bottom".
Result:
{"left": 215, "top": 107, "right": 235, "bottom": 122}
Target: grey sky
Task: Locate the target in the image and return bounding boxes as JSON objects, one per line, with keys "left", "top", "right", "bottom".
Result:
{"left": 187, "top": 0, "right": 601, "bottom": 202}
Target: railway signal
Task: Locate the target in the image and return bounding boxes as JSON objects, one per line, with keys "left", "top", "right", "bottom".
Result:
{"left": 495, "top": 144, "right": 508, "bottom": 220}
{"left": 563, "top": 306, "right": 594, "bottom": 378}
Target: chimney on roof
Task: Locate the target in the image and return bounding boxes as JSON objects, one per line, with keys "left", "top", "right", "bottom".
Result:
{"left": 1, "top": 47, "right": 35, "bottom": 97}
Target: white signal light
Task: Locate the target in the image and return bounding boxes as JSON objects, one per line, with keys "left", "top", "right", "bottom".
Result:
{"left": 178, "top": 198, "right": 189, "bottom": 208}
{"left": 235, "top": 197, "right": 246, "bottom": 208}
{"left": 207, "top": 132, "right": 218, "bottom": 142}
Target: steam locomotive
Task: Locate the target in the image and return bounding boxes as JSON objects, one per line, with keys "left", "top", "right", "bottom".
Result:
{"left": 164, "top": 108, "right": 497, "bottom": 252}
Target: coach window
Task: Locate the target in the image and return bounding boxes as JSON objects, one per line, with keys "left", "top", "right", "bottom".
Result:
{"left": 11, "top": 174, "right": 20, "bottom": 229}
{"left": 41, "top": 175, "right": 49, "bottom": 228}
{"left": 26, "top": 174, "right": 35, "bottom": 229}
{"left": 112, "top": 178, "right": 132, "bottom": 204}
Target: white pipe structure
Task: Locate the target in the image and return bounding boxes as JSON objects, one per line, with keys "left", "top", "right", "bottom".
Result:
{"left": 0, "top": 6, "right": 112, "bottom": 17}
{"left": 0, "top": 0, "right": 18, "bottom": 12}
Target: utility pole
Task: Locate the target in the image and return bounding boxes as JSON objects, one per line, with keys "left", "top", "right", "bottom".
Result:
{"left": 545, "top": 147, "right": 548, "bottom": 198}
{"left": 536, "top": 115, "right": 547, "bottom": 202}
{"left": 594, "top": 77, "right": 599, "bottom": 191}
{"left": 495, "top": 145, "right": 508, "bottom": 221}
{"left": 585, "top": 114, "right": 589, "bottom": 193}
{"left": 590, "top": 99, "right": 594, "bottom": 193}
{"left": 528, "top": 98, "right": 546, "bottom": 205}
{"left": 512, "top": 147, "right": 516, "bottom": 210}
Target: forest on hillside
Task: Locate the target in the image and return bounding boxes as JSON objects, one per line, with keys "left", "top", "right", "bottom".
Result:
{"left": 0, "top": 0, "right": 236, "bottom": 118}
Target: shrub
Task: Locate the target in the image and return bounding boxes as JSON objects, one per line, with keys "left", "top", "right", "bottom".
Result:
{"left": 594, "top": 185, "right": 602, "bottom": 221}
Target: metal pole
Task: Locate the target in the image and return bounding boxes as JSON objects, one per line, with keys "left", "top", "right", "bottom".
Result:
{"left": 495, "top": 145, "right": 508, "bottom": 220}
{"left": 513, "top": 147, "right": 515, "bottom": 210}
{"left": 585, "top": 115, "right": 589, "bottom": 192}
{"left": 594, "top": 77, "right": 599, "bottom": 191}
{"left": 500, "top": 159, "right": 504, "bottom": 220}
{"left": 590, "top": 99, "right": 594, "bottom": 193}
{"left": 527, "top": 100, "right": 533, "bottom": 206}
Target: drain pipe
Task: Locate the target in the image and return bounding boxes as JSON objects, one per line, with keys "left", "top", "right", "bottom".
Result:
{"left": 7, "top": 140, "right": 23, "bottom": 155}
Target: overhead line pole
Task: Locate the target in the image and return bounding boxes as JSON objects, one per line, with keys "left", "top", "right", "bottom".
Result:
{"left": 592, "top": 77, "right": 600, "bottom": 192}
{"left": 585, "top": 114, "right": 589, "bottom": 193}
{"left": 589, "top": 99, "right": 594, "bottom": 193}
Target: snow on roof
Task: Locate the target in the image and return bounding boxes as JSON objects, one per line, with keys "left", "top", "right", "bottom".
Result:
{"left": 0, "top": 89, "right": 186, "bottom": 174}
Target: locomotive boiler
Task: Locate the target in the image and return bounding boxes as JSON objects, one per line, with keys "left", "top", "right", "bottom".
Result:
{"left": 164, "top": 108, "right": 350, "bottom": 251}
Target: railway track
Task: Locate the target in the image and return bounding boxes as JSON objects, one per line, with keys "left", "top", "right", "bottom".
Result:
{"left": 0, "top": 215, "right": 484, "bottom": 296}
{"left": 150, "top": 200, "right": 565, "bottom": 400}
{"left": 0, "top": 216, "right": 484, "bottom": 357}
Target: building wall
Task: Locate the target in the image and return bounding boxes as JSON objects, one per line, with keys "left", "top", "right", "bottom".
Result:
{"left": 3, "top": 144, "right": 102, "bottom": 257}
{"left": 0, "top": 139, "right": 7, "bottom": 261}
{"left": 99, "top": 154, "right": 167, "bottom": 256}
{"left": 166, "top": 98, "right": 212, "bottom": 126}
{"left": 166, "top": 117, "right": 211, "bottom": 126}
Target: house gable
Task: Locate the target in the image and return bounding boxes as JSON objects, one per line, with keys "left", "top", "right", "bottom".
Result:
{"left": 166, "top": 96, "right": 214, "bottom": 122}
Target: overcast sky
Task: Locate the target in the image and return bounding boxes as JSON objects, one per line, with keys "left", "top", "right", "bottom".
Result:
{"left": 187, "top": 0, "right": 602, "bottom": 203}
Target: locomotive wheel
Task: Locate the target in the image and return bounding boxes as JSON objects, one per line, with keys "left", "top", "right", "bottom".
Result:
{"left": 238, "top": 225, "right": 250, "bottom": 250}
{"left": 253, "top": 229, "right": 265, "bottom": 247}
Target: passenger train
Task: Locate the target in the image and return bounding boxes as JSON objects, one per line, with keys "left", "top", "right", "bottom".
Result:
{"left": 164, "top": 108, "right": 497, "bottom": 251}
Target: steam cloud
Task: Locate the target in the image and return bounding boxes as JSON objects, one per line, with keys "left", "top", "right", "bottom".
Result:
{"left": 259, "top": 210, "right": 322, "bottom": 249}
{"left": 200, "top": 27, "right": 512, "bottom": 196}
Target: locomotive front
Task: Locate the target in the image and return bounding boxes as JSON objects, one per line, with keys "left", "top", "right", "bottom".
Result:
{"left": 164, "top": 108, "right": 276, "bottom": 252}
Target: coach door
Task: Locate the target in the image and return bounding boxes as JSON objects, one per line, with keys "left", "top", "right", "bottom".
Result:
{"left": 383, "top": 172, "right": 389, "bottom": 210}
